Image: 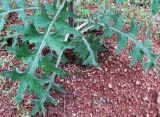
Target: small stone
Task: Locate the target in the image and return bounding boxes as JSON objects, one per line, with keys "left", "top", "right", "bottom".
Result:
{"left": 136, "top": 81, "right": 140, "bottom": 85}
{"left": 108, "top": 56, "right": 113, "bottom": 61}
{"left": 147, "top": 87, "right": 151, "bottom": 91}
{"left": 101, "top": 53, "right": 104, "bottom": 56}
{"left": 128, "top": 56, "right": 132, "bottom": 59}
{"left": 157, "top": 95, "right": 160, "bottom": 104}
{"left": 114, "top": 45, "right": 117, "bottom": 49}
{"left": 110, "top": 71, "right": 114, "bottom": 74}
{"left": 108, "top": 83, "right": 113, "bottom": 89}
{"left": 146, "top": 114, "right": 150, "bottom": 117}
{"left": 124, "top": 68, "right": 127, "bottom": 72}
{"left": 98, "top": 97, "right": 106, "bottom": 106}
{"left": 142, "top": 71, "right": 145, "bottom": 75}
{"left": 72, "top": 113, "right": 76, "bottom": 117}
{"left": 105, "top": 68, "right": 108, "bottom": 71}
{"left": 128, "top": 108, "right": 132, "bottom": 113}
{"left": 153, "top": 68, "right": 156, "bottom": 73}
{"left": 149, "top": 70, "right": 153, "bottom": 75}
{"left": 143, "top": 97, "right": 149, "bottom": 101}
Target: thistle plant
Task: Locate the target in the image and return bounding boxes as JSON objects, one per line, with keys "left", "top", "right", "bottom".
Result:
{"left": 0, "top": 0, "right": 160, "bottom": 116}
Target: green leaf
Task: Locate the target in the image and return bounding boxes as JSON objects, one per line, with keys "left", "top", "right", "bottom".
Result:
{"left": 114, "top": 14, "right": 126, "bottom": 30}
{"left": 129, "top": 46, "right": 144, "bottom": 67}
{"left": 0, "top": 17, "right": 5, "bottom": 31}
{"left": 53, "top": 22, "right": 81, "bottom": 36}
{"left": 151, "top": 0, "right": 160, "bottom": 15}
{"left": 46, "top": 95, "right": 57, "bottom": 105}
{"left": 116, "top": 0, "right": 126, "bottom": 5}
{"left": 54, "top": 68, "right": 69, "bottom": 77}
{"left": 10, "top": 24, "right": 43, "bottom": 43}
{"left": 23, "top": 25, "right": 43, "bottom": 43}
{"left": 72, "top": 35, "right": 103, "bottom": 68}
{"left": 116, "top": 33, "right": 128, "bottom": 53}
{"left": 52, "top": 83, "right": 65, "bottom": 93}
{"left": 15, "top": 0, "right": 25, "bottom": 8}
{"left": 33, "top": 6, "right": 51, "bottom": 28}
{"left": 143, "top": 61, "right": 154, "bottom": 72}
{"left": 39, "top": 54, "right": 56, "bottom": 76}
{"left": 100, "top": 25, "right": 113, "bottom": 38}
{"left": 46, "top": 35, "right": 71, "bottom": 55}
{"left": 128, "top": 20, "right": 142, "bottom": 36}
{"left": 1, "top": 0, "right": 11, "bottom": 11}
{"left": 16, "top": 79, "right": 28, "bottom": 104}
{"left": 3, "top": 70, "right": 41, "bottom": 104}
{"left": 143, "top": 35, "right": 152, "bottom": 50}
{"left": 31, "top": 104, "right": 40, "bottom": 116}
{"left": 28, "top": 77, "right": 41, "bottom": 96}
{"left": 44, "top": 3, "right": 57, "bottom": 15}
{"left": 8, "top": 42, "right": 36, "bottom": 64}
{"left": 17, "top": 10, "right": 27, "bottom": 24}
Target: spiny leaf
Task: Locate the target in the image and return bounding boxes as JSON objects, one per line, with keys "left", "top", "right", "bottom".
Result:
{"left": 116, "top": 0, "right": 126, "bottom": 5}
{"left": 33, "top": 6, "right": 51, "bottom": 29}
{"left": 129, "top": 46, "right": 144, "bottom": 67}
{"left": 28, "top": 77, "right": 42, "bottom": 96}
{"left": 46, "top": 95, "right": 57, "bottom": 105}
{"left": 17, "top": 10, "right": 27, "bottom": 24}
{"left": 101, "top": 25, "right": 113, "bottom": 38}
{"left": 16, "top": 79, "right": 28, "bottom": 104}
{"left": 54, "top": 68, "right": 69, "bottom": 77}
{"left": 46, "top": 34, "right": 72, "bottom": 55}
{"left": 0, "top": 17, "right": 5, "bottom": 31}
{"left": 143, "top": 60, "right": 154, "bottom": 72}
{"left": 44, "top": 3, "right": 57, "bottom": 15}
{"left": 127, "top": 20, "right": 142, "bottom": 36}
{"left": 72, "top": 35, "right": 103, "bottom": 68}
{"left": 39, "top": 54, "right": 56, "bottom": 76}
{"left": 52, "top": 83, "right": 65, "bottom": 93}
{"left": 1, "top": 0, "right": 11, "bottom": 11}
{"left": 15, "top": 0, "right": 25, "bottom": 8}
{"left": 151, "top": 0, "right": 160, "bottom": 15}
{"left": 10, "top": 24, "right": 43, "bottom": 43}
{"left": 116, "top": 33, "right": 128, "bottom": 53}
{"left": 53, "top": 22, "right": 81, "bottom": 36}
{"left": 114, "top": 14, "right": 126, "bottom": 30}
{"left": 143, "top": 35, "right": 152, "bottom": 50}
{"left": 23, "top": 24, "right": 43, "bottom": 43}
{"left": 3, "top": 70, "right": 41, "bottom": 104}
{"left": 31, "top": 104, "right": 40, "bottom": 116}
{"left": 8, "top": 42, "right": 37, "bottom": 64}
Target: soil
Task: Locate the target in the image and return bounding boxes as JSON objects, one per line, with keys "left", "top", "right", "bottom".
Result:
{"left": 45, "top": 38, "right": 160, "bottom": 117}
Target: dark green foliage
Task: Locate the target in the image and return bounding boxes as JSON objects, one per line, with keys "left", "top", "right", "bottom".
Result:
{"left": 72, "top": 35, "right": 104, "bottom": 68}
{"left": 93, "top": 5, "right": 160, "bottom": 73}
{"left": 151, "top": 0, "right": 160, "bottom": 15}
